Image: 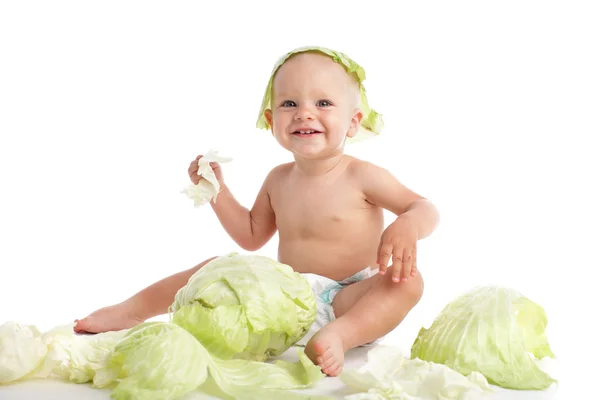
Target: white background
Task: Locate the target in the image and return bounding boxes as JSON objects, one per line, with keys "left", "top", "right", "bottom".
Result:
{"left": 1, "top": 0, "right": 598, "bottom": 397}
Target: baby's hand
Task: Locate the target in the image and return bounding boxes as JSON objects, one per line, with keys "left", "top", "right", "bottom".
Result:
{"left": 188, "top": 155, "right": 224, "bottom": 186}
{"left": 377, "top": 215, "right": 419, "bottom": 283}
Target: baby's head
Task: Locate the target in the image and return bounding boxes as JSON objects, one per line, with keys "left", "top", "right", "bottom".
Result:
{"left": 256, "top": 47, "right": 383, "bottom": 158}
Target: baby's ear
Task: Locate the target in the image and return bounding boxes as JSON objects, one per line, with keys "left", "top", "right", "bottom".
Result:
{"left": 264, "top": 109, "right": 273, "bottom": 129}
{"left": 347, "top": 108, "right": 363, "bottom": 138}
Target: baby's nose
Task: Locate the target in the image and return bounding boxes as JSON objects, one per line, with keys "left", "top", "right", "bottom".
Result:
{"left": 294, "top": 106, "right": 315, "bottom": 120}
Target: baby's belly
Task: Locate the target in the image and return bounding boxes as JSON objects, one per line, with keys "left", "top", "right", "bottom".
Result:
{"left": 278, "top": 237, "right": 380, "bottom": 281}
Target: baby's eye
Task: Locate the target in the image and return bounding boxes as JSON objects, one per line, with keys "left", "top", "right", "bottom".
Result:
{"left": 317, "top": 100, "right": 332, "bottom": 107}
{"left": 281, "top": 100, "right": 296, "bottom": 107}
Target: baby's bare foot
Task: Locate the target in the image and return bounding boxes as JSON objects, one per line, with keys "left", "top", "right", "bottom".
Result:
{"left": 305, "top": 326, "right": 346, "bottom": 377}
{"left": 74, "top": 303, "right": 144, "bottom": 334}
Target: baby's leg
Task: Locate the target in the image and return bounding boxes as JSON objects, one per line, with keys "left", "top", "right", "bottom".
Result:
{"left": 305, "top": 270, "right": 423, "bottom": 376}
{"left": 74, "top": 256, "right": 217, "bottom": 333}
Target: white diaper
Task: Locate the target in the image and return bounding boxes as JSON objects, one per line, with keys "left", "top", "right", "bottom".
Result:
{"left": 296, "top": 267, "right": 380, "bottom": 347}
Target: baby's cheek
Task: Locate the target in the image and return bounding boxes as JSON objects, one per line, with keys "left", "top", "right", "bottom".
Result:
{"left": 273, "top": 118, "right": 288, "bottom": 134}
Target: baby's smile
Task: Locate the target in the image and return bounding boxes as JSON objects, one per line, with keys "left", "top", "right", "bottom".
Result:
{"left": 293, "top": 129, "right": 323, "bottom": 136}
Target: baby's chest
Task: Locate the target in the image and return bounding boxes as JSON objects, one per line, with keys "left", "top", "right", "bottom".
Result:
{"left": 271, "top": 185, "right": 366, "bottom": 235}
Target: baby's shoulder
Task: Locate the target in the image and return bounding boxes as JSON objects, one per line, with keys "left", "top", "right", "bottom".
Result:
{"left": 269, "top": 162, "right": 294, "bottom": 176}
{"left": 345, "top": 156, "right": 390, "bottom": 179}
{"left": 263, "top": 162, "right": 293, "bottom": 185}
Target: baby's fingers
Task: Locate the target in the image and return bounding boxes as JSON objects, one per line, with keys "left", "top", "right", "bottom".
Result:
{"left": 401, "top": 250, "right": 412, "bottom": 282}
{"left": 189, "top": 155, "right": 203, "bottom": 171}
{"left": 390, "top": 252, "right": 404, "bottom": 283}
{"left": 188, "top": 155, "right": 204, "bottom": 184}
{"left": 377, "top": 243, "right": 392, "bottom": 275}
{"left": 411, "top": 245, "right": 418, "bottom": 277}
{"left": 188, "top": 167, "right": 199, "bottom": 183}
{"left": 389, "top": 244, "right": 409, "bottom": 283}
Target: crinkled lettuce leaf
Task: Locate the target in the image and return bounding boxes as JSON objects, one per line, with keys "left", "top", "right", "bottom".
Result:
{"left": 181, "top": 149, "right": 232, "bottom": 207}
{"left": 35, "top": 324, "right": 127, "bottom": 384}
{"left": 1, "top": 319, "right": 324, "bottom": 399}
{"left": 0, "top": 321, "right": 126, "bottom": 385}
{"left": 0, "top": 322, "right": 47, "bottom": 384}
{"left": 98, "top": 321, "right": 324, "bottom": 400}
{"left": 340, "top": 345, "right": 490, "bottom": 400}
{"left": 95, "top": 322, "right": 208, "bottom": 399}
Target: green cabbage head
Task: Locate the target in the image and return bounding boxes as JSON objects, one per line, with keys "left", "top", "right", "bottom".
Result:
{"left": 170, "top": 253, "right": 316, "bottom": 361}
{"left": 411, "top": 286, "right": 556, "bottom": 390}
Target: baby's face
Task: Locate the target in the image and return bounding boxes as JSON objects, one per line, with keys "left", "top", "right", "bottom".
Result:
{"left": 264, "top": 52, "right": 362, "bottom": 159}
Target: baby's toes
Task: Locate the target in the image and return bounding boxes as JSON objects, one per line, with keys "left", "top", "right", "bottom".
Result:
{"left": 330, "top": 364, "right": 343, "bottom": 377}
{"left": 73, "top": 317, "right": 92, "bottom": 333}
{"left": 320, "top": 355, "right": 337, "bottom": 370}
{"left": 317, "top": 348, "right": 334, "bottom": 364}
{"left": 322, "top": 361, "right": 340, "bottom": 376}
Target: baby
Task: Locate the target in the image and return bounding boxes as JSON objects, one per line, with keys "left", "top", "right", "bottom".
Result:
{"left": 74, "top": 46, "right": 440, "bottom": 377}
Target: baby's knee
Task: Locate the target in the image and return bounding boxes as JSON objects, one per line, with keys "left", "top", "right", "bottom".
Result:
{"left": 399, "top": 270, "right": 424, "bottom": 305}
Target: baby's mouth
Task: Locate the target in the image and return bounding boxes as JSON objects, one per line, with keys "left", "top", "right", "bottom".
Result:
{"left": 293, "top": 130, "right": 322, "bottom": 135}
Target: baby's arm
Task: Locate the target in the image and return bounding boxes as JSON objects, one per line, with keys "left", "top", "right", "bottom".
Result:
{"left": 359, "top": 161, "right": 438, "bottom": 236}
{"left": 210, "top": 168, "right": 278, "bottom": 251}
{"left": 357, "top": 161, "right": 440, "bottom": 281}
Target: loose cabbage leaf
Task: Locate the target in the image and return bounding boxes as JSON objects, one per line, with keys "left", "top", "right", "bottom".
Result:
{"left": 0, "top": 322, "right": 47, "bottom": 384}
{"left": 98, "top": 321, "right": 324, "bottom": 400}
{"left": 96, "top": 322, "right": 209, "bottom": 400}
{"left": 340, "top": 345, "right": 490, "bottom": 400}
{"left": 35, "top": 324, "right": 127, "bottom": 384}
{"left": 0, "top": 321, "right": 126, "bottom": 385}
